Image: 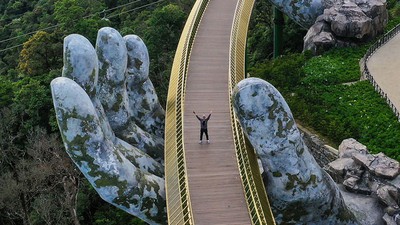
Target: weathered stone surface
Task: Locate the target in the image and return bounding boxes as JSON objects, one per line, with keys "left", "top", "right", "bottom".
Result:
{"left": 383, "top": 213, "right": 397, "bottom": 225}
{"left": 52, "top": 27, "right": 167, "bottom": 225}
{"left": 303, "top": 18, "right": 337, "bottom": 55}
{"left": 343, "top": 171, "right": 372, "bottom": 195}
{"left": 324, "top": 2, "right": 373, "bottom": 39}
{"left": 326, "top": 157, "right": 355, "bottom": 183}
{"left": 303, "top": 0, "right": 388, "bottom": 54}
{"left": 343, "top": 177, "right": 360, "bottom": 192}
{"left": 51, "top": 78, "right": 166, "bottom": 225}
{"left": 371, "top": 153, "right": 400, "bottom": 179}
{"left": 327, "top": 137, "right": 400, "bottom": 224}
{"left": 299, "top": 123, "right": 339, "bottom": 166}
{"left": 339, "top": 184, "right": 384, "bottom": 225}
{"left": 94, "top": 28, "right": 164, "bottom": 162}
{"left": 353, "top": 153, "right": 375, "bottom": 167}
{"left": 125, "top": 35, "right": 165, "bottom": 138}
{"left": 268, "top": 0, "right": 325, "bottom": 28}
{"left": 339, "top": 138, "right": 369, "bottom": 158}
{"left": 353, "top": 152, "right": 400, "bottom": 179}
{"left": 388, "top": 175, "right": 400, "bottom": 191}
{"left": 377, "top": 185, "right": 399, "bottom": 209}
{"left": 233, "top": 78, "right": 358, "bottom": 224}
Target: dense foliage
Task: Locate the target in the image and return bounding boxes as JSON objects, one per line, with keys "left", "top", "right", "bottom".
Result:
{"left": 1, "top": 0, "right": 400, "bottom": 224}
{"left": 248, "top": 1, "right": 400, "bottom": 160}
{"left": 0, "top": 0, "right": 193, "bottom": 224}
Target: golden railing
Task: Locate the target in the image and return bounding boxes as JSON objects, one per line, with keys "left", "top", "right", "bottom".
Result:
{"left": 229, "top": 0, "right": 276, "bottom": 224}
{"left": 164, "top": 0, "right": 209, "bottom": 224}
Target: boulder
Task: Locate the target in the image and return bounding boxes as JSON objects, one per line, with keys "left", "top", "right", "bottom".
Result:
{"left": 343, "top": 176, "right": 360, "bottom": 192}
{"left": 324, "top": 1, "right": 373, "bottom": 39}
{"left": 304, "top": 0, "right": 388, "bottom": 54}
{"left": 339, "top": 138, "right": 369, "bottom": 158}
{"left": 353, "top": 152, "right": 400, "bottom": 179}
{"left": 377, "top": 185, "right": 400, "bottom": 209}
{"left": 371, "top": 153, "right": 400, "bottom": 179}
{"left": 343, "top": 175, "right": 372, "bottom": 195}
{"left": 353, "top": 153, "right": 375, "bottom": 168}
{"left": 303, "top": 17, "right": 337, "bottom": 55}
{"left": 325, "top": 157, "right": 356, "bottom": 183}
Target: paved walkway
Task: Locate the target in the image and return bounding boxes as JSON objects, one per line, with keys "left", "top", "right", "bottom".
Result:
{"left": 183, "top": 0, "right": 252, "bottom": 224}
{"left": 366, "top": 33, "right": 400, "bottom": 112}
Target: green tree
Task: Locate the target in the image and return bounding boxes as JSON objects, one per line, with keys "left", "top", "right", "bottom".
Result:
{"left": 143, "top": 4, "right": 186, "bottom": 106}
{"left": 54, "top": 0, "right": 109, "bottom": 42}
{"left": 0, "top": 76, "right": 14, "bottom": 107}
{"left": 18, "top": 31, "right": 62, "bottom": 77}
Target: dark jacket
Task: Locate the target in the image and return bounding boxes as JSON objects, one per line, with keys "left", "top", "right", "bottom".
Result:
{"left": 196, "top": 114, "right": 211, "bottom": 129}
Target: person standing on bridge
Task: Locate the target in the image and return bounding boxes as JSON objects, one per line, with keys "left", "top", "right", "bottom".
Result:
{"left": 193, "top": 111, "right": 212, "bottom": 144}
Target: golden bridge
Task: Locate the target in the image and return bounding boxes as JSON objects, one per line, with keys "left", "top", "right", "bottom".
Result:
{"left": 165, "top": 0, "right": 276, "bottom": 224}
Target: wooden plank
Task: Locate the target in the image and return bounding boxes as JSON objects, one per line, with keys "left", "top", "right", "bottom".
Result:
{"left": 183, "top": 0, "right": 252, "bottom": 224}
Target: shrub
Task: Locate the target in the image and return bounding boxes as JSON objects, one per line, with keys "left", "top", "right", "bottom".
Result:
{"left": 249, "top": 47, "right": 400, "bottom": 161}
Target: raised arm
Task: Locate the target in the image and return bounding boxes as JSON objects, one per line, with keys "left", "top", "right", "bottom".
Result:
{"left": 207, "top": 111, "right": 212, "bottom": 120}
{"left": 193, "top": 111, "right": 201, "bottom": 120}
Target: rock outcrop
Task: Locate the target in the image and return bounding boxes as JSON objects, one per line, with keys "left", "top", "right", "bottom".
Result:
{"left": 268, "top": 0, "right": 388, "bottom": 54}
{"left": 303, "top": 0, "right": 388, "bottom": 54}
{"left": 326, "top": 138, "right": 400, "bottom": 224}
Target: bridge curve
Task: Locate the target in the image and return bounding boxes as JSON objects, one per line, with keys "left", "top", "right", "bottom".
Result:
{"left": 165, "top": 0, "right": 275, "bottom": 224}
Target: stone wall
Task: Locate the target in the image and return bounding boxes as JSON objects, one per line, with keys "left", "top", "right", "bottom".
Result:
{"left": 298, "top": 125, "right": 339, "bottom": 167}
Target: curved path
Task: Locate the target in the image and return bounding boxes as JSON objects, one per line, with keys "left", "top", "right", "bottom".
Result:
{"left": 366, "top": 33, "right": 400, "bottom": 112}
{"left": 165, "top": 0, "right": 275, "bottom": 224}
{"left": 183, "top": 0, "right": 251, "bottom": 224}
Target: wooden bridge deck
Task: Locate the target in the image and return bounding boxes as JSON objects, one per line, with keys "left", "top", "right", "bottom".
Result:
{"left": 183, "top": 0, "right": 252, "bottom": 224}
{"left": 367, "top": 33, "right": 400, "bottom": 112}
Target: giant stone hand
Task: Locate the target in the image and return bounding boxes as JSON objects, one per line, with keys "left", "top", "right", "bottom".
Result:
{"left": 51, "top": 27, "right": 166, "bottom": 225}
{"left": 232, "top": 78, "right": 359, "bottom": 224}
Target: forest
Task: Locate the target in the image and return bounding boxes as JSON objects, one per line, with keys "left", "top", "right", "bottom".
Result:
{"left": 1, "top": 0, "right": 400, "bottom": 224}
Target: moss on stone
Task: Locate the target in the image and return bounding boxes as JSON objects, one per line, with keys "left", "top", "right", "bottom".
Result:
{"left": 268, "top": 93, "right": 278, "bottom": 120}
{"left": 134, "top": 58, "right": 143, "bottom": 70}
{"left": 111, "top": 93, "right": 123, "bottom": 111}
{"left": 277, "top": 118, "right": 284, "bottom": 138}
{"left": 273, "top": 171, "right": 282, "bottom": 177}
{"left": 285, "top": 173, "right": 318, "bottom": 191}
{"left": 141, "top": 99, "right": 151, "bottom": 111}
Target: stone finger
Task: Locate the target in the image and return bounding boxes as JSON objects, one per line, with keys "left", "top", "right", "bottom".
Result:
{"left": 62, "top": 33, "right": 116, "bottom": 142}
{"left": 125, "top": 34, "right": 165, "bottom": 138}
{"left": 62, "top": 34, "right": 98, "bottom": 97}
{"left": 95, "top": 27, "right": 129, "bottom": 130}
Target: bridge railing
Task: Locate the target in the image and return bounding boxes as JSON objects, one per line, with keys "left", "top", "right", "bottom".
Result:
{"left": 165, "top": 0, "right": 209, "bottom": 224}
{"left": 362, "top": 23, "right": 400, "bottom": 121}
{"left": 229, "top": 0, "right": 276, "bottom": 224}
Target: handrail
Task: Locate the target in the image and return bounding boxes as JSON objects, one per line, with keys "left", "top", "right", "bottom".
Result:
{"left": 361, "top": 23, "right": 400, "bottom": 121}
{"left": 229, "top": 0, "right": 276, "bottom": 224}
{"left": 164, "top": 0, "right": 209, "bottom": 224}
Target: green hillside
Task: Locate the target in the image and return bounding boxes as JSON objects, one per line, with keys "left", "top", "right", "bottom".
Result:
{"left": 1, "top": 0, "right": 399, "bottom": 224}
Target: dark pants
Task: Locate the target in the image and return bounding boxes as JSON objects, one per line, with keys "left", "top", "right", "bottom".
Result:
{"left": 200, "top": 128, "right": 209, "bottom": 140}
